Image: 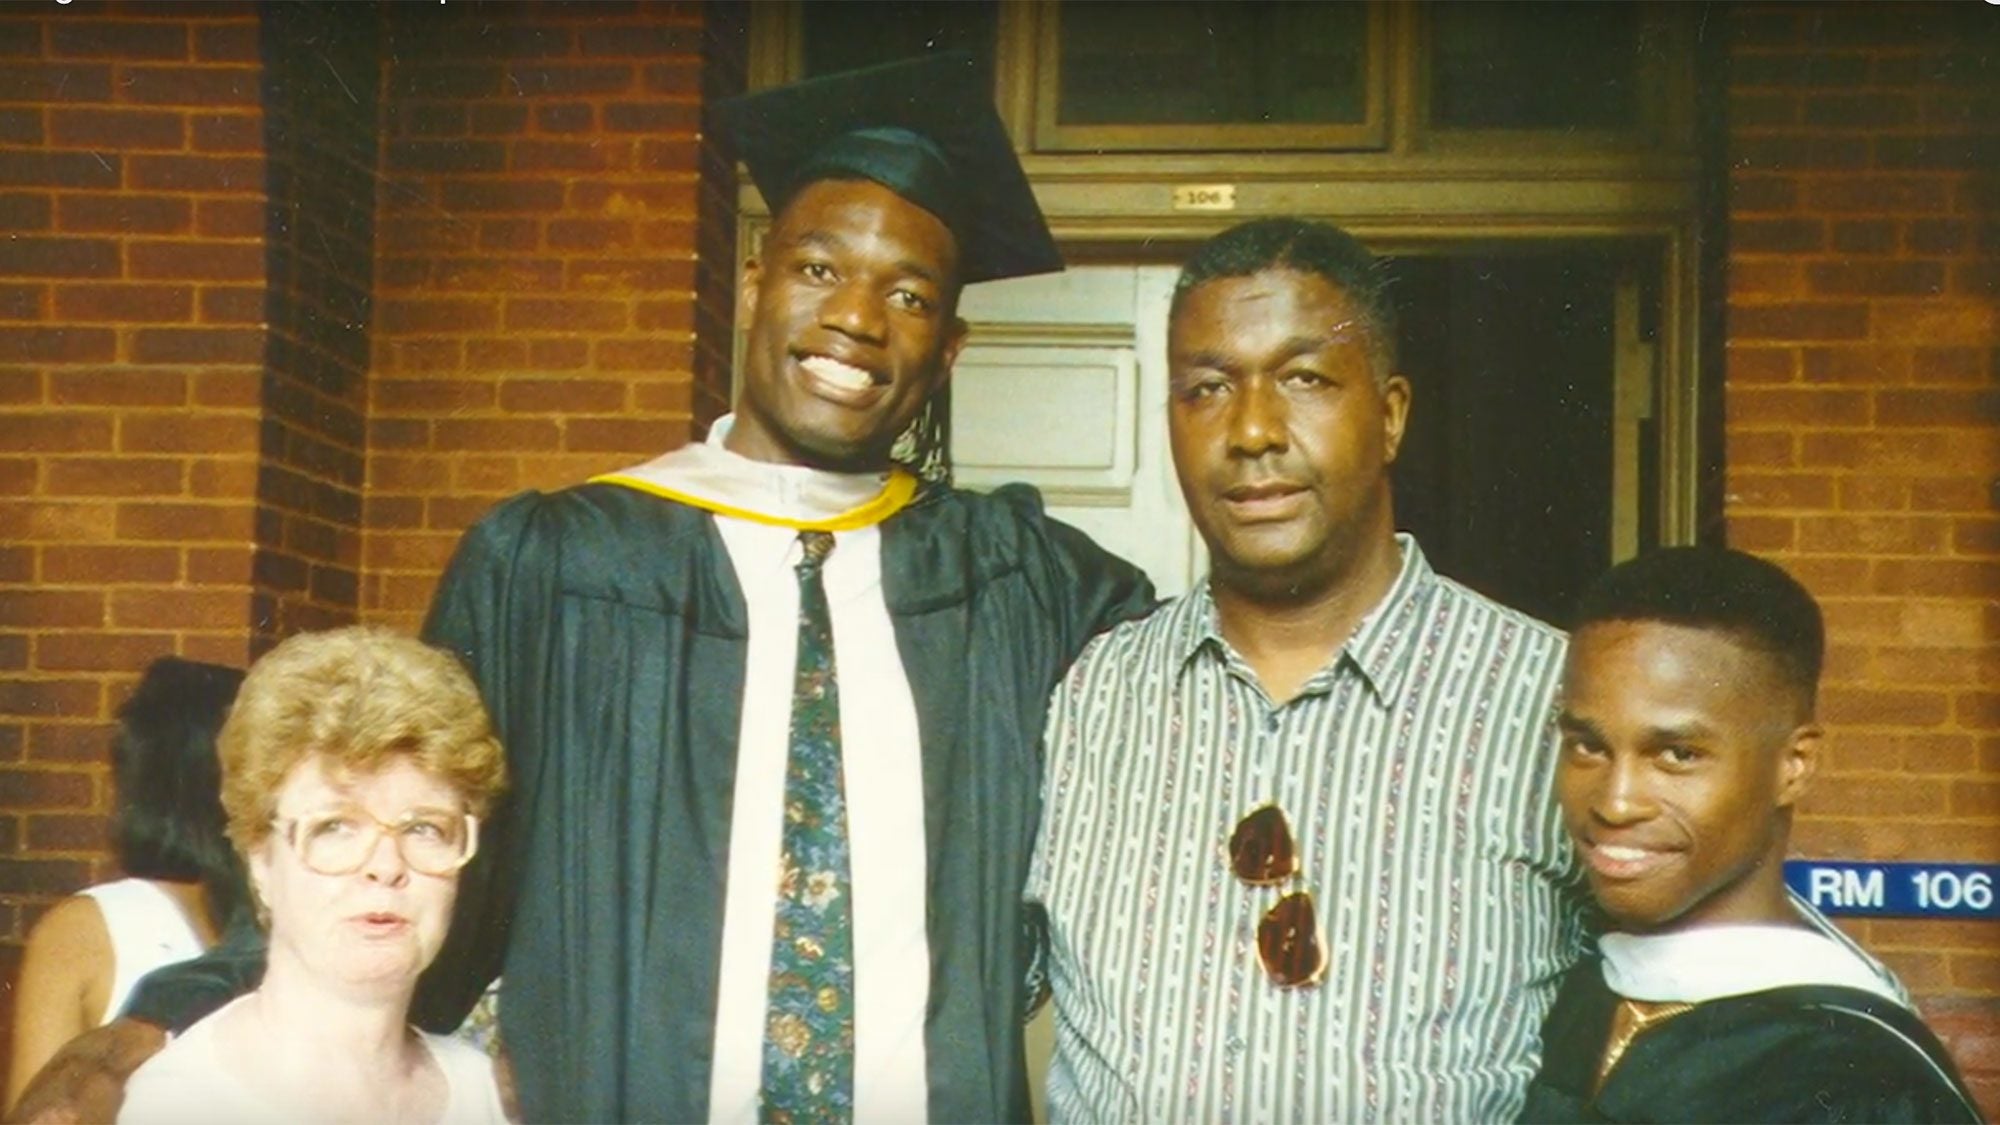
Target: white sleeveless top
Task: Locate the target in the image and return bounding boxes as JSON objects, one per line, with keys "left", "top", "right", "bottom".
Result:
{"left": 77, "top": 878, "right": 205, "bottom": 1025}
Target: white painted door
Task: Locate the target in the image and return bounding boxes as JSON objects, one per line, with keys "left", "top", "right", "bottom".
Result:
{"left": 951, "top": 265, "right": 1201, "bottom": 598}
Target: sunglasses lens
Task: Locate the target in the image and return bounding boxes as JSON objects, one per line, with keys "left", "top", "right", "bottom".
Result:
{"left": 1258, "top": 891, "right": 1326, "bottom": 988}
{"left": 1229, "top": 804, "right": 1297, "bottom": 885}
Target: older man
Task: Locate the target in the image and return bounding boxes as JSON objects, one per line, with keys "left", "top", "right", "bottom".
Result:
{"left": 1028, "top": 218, "right": 1585, "bottom": 1122}
{"left": 16, "top": 54, "right": 1150, "bottom": 1125}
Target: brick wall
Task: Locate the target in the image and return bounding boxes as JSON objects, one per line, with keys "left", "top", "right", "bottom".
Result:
{"left": 0, "top": 4, "right": 269, "bottom": 1072}
{"left": 1725, "top": 2, "right": 1998, "bottom": 1109}
{"left": 251, "top": 3, "right": 381, "bottom": 649}
{"left": 0, "top": 1, "right": 745, "bottom": 1086}
{"left": 362, "top": 0, "right": 745, "bottom": 630}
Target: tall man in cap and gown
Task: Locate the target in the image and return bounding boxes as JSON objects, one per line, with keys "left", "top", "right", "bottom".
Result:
{"left": 11, "top": 54, "right": 1151, "bottom": 1125}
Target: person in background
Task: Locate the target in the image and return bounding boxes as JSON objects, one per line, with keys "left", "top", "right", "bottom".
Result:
{"left": 1519, "top": 546, "right": 1979, "bottom": 1123}
{"left": 7, "top": 658, "right": 245, "bottom": 1112}
{"left": 118, "top": 627, "right": 509, "bottom": 1124}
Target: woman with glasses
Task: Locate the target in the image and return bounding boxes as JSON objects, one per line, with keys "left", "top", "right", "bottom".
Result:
{"left": 119, "top": 627, "right": 511, "bottom": 1124}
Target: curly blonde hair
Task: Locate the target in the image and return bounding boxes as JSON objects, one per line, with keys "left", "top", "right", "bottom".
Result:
{"left": 219, "top": 626, "right": 507, "bottom": 857}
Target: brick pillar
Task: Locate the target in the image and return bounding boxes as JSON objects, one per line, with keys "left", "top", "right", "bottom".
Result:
{"left": 363, "top": 1, "right": 746, "bottom": 630}
{"left": 1725, "top": 3, "right": 1998, "bottom": 1110}
{"left": 0, "top": 3, "right": 267, "bottom": 1072}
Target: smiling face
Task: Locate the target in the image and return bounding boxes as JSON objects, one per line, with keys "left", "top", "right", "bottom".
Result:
{"left": 1168, "top": 269, "right": 1409, "bottom": 602}
{"left": 1557, "top": 620, "right": 1820, "bottom": 933}
{"left": 250, "top": 755, "right": 466, "bottom": 999}
{"left": 727, "top": 177, "right": 969, "bottom": 472}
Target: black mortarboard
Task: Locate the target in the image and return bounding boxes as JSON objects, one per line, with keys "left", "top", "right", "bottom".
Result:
{"left": 714, "top": 52, "right": 1063, "bottom": 284}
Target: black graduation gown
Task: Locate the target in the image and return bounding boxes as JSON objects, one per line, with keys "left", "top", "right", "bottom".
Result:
{"left": 1518, "top": 955, "right": 1984, "bottom": 1124}
{"left": 406, "top": 480, "right": 1154, "bottom": 1123}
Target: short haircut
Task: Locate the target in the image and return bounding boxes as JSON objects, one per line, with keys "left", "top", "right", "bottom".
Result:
{"left": 112, "top": 658, "right": 245, "bottom": 899}
{"left": 219, "top": 626, "right": 508, "bottom": 858}
{"left": 1574, "top": 546, "right": 1825, "bottom": 711}
{"left": 1171, "top": 217, "right": 1398, "bottom": 377}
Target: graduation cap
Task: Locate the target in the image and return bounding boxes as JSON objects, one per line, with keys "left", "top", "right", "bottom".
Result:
{"left": 714, "top": 52, "right": 1063, "bottom": 285}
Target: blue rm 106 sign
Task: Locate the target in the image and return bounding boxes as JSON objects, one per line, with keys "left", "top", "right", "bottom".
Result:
{"left": 1784, "top": 860, "right": 1999, "bottom": 920}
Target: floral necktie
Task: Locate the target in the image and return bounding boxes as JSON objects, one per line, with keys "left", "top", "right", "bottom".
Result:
{"left": 759, "top": 531, "right": 854, "bottom": 1123}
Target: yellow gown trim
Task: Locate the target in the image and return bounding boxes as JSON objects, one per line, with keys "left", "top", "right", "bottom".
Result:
{"left": 588, "top": 468, "right": 921, "bottom": 532}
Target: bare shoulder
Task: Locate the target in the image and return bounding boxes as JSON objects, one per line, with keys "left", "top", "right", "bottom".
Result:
{"left": 24, "top": 896, "right": 109, "bottom": 959}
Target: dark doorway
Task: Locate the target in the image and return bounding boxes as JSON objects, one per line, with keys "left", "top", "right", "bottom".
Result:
{"left": 1387, "top": 250, "right": 1649, "bottom": 628}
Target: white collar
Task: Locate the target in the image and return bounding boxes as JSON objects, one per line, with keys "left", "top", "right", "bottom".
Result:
{"left": 601, "top": 415, "right": 894, "bottom": 524}
{"left": 1600, "top": 924, "right": 1903, "bottom": 1006}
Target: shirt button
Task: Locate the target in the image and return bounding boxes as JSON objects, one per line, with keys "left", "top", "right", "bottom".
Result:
{"left": 1263, "top": 713, "right": 1279, "bottom": 733}
{"left": 1227, "top": 1035, "right": 1246, "bottom": 1053}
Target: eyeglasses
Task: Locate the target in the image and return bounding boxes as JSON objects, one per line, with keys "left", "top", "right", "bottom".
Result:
{"left": 1227, "top": 803, "right": 1327, "bottom": 988}
{"left": 273, "top": 807, "right": 480, "bottom": 878}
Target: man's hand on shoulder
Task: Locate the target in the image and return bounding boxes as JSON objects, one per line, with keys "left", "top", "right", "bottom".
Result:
{"left": 7, "top": 1018, "right": 165, "bottom": 1124}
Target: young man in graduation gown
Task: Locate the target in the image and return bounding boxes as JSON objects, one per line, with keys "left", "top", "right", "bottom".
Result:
{"left": 1518, "top": 547, "right": 1980, "bottom": 1124}
{"left": 12, "top": 54, "right": 1150, "bottom": 1125}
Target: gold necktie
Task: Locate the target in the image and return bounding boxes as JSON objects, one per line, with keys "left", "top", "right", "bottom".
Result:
{"left": 1595, "top": 998, "right": 1693, "bottom": 1092}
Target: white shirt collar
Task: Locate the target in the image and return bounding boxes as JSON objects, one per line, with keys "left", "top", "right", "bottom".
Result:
{"left": 1600, "top": 923, "right": 1904, "bottom": 1006}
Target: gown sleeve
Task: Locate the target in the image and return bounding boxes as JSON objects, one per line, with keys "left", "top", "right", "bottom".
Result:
{"left": 411, "top": 492, "right": 548, "bottom": 1034}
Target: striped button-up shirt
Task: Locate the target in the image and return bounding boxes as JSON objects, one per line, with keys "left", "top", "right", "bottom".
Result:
{"left": 1028, "top": 535, "right": 1589, "bottom": 1123}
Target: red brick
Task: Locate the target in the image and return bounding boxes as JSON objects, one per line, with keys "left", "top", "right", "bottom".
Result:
{"left": 0, "top": 236, "right": 120, "bottom": 278}
{"left": 190, "top": 112, "right": 261, "bottom": 153}
{"left": 1805, "top": 772, "right": 1948, "bottom": 815}
{"left": 0, "top": 62, "right": 114, "bottom": 103}
{"left": 52, "top": 283, "right": 194, "bottom": 323}
{"left": 1802, "top": 176, "right": 1951, "bottom": 213}
{"left": 0, "top": 589, "right": 106, "bottom": 629}
{"left": 1732, "top": 135, "right": 1869, "bottom": 171}
{"left": 1727, "top": 386, "right": 1870, "bottom": 427}
{"left": 430, "top": 258, "right": 565, "bottom": 293}
{"left": 0, "top": 191, "right": 53, "bottom": 230}
{"left": 46, "top": 369, "right": 189, "bottom": 407}
{"left": 1876, "top": 389, "right": 2000, "bottom": 428}
{"left": 1872, "top": 559, "right": 1998, "bottom": 598}
{"left": 1727, "top": 471, "right": 1834, "bottom": 510}
{"left": 386, "top": 139, "right": 507, "bottom": 174}
{"left": 432, "top": 418, "right": 560, "bottom": 452}
{"left": 1807, "top": 260, "right": 1945, "bottom": 298}
{"left": 194, "top": 24, "right": 259, "bottom": 64}
{"left": 0, "top": 106, "right": 41, "bottom": 145}
{"left": 47, "top": 106, "right": 185, "bottom": 149}
{"left": 38, "top": 545, "right": 179, "bottom": 585}
{"left": 25, "top": 813, "right": 108, "bottom": 853}
{"left": 377, "top": 298, "right": 500, "bottom": 334}
{"left": 1730, "top": 302, "right": 1870, "bottom": 342}
{"left": 1835, "top": 475, "right": 1907, "bottom": 512}
{"left": 117, "top": 414, "right": 258, "bottom": 455}
{"left": 0, "top": 283, "right": 46, "bottom": 320}
{"left": 0, "top": 326, "right": 115, "bottom": 363}
{"left": 1726, "top": 514, "right": 1794, "bottom": 551}
{"left": 372, "top": 379, "right": 495, "bottom": 413}
{"left": 1728, "top": 261, "right": 1801, "bottom": 300}
{"left": 128, "top": 326, "right": 264, "bottom": 365}
{"left": 499, "top": 378, "right": 627, "bottom": 414}
{"left": 128, "top": 240, "right": 265, "bottom": 282}
{"left": 0, "top": 858, "right": 91, "bottom": 894}
{"left": 193, "top": 198, "right": 262, "bottom": 238}
{"left": 474, "top": 218, "right": 540, "bottom": 252}
{"left": 104, "top": 587, "right": 249, "bottom": 633}
{"left": 546, "top": 218, "right": 637, "bottom": 251}
{"left": 0, "top": 412, "right": 112, "bottom": 452}
{"left": 534, "top": 103, "right": 593, "bottom": 133}
{"left": 49, "top": 22, "right": 189, "bottom": 60}
{"left": 438, "top": 179, "right": 565, "bottom": 213}
{"left": 44, "top": 457, "right": 186, "bottom": 498}
{"left": 198, "top": 285, "right": 263, "bottom": 324}
{"left": 128, "top": 153, "right": 262, "bottom": 193}
{"left": 117, "top": 64, "right": 258, "bottom": 107}
{"left": 20, "top": 723, "right": 113, "bottom": 768}
{"left": 1872, "top": 300, "right": 1995, "bottom": 347}
{"left": 464, "top": 339, "right": 529, "bottom": 370}
{"left": 1796, "top": 515, "right": 1946, "bottom": 555}
{"left": 510, "top": 63, "right": 634, "bottom": 96}
{"left": 0, "top": 679, "right": 99, "bottom": 719}
{"left": 529, "top": 338, "right": 590, "bottom": 370}
{"left": 504, "top": 297, "right": 628, "bottom": 332}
